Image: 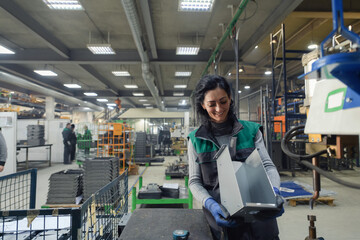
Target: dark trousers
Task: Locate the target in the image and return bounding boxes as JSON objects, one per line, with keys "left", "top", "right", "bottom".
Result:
{"left": 64, "top": 144, "right": 71, "bottom": 164}
{"left": 71, "top": 144, "right": 76, "bottom": 161}
{"left": 204, "top": 208, "right": 280, "bottom": 240}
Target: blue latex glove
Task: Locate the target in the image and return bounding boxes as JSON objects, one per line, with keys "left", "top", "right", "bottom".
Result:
{"left": 204, "top": 198, "right": 238, "bottom": 228}
{"left": 273, "top": 187, "right": 284, "bottom": 218}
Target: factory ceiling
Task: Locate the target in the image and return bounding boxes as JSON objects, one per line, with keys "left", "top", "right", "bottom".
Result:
{"left": 0, "top": 0, "right": 359, "bottom": 111}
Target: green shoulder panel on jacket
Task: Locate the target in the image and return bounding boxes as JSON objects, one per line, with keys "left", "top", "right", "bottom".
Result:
{"left": 236, "top": 120, "right": 261, "bottom": 150}
{"left": 188, "top": 129, "right": 218, "bottom": 154}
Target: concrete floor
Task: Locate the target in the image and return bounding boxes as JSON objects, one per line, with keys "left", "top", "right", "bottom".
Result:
{"left": 34, "top": 157, "right": 360, "bottom": 240}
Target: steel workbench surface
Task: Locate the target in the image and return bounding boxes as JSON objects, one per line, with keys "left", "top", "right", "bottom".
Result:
{"left": 119, "top": 209, "right": 212, "bottom": 240}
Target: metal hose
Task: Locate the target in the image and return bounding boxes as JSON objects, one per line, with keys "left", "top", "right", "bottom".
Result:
{"left": 281, "top": 125, "right": 360, "bottom": 189}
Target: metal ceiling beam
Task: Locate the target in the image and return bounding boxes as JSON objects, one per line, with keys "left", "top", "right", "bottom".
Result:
{"left": 139, "top": 0, "right": 158, "bottom": 59}
{"left": 78, "top": 65, "right": 119, "bottom": 95}
{"left": 239, "top": 0, "right": 303, "bottom": 61}
{"left": 0, "top": 48, "right": 236, "bottom": 64}
{"left": 256, "top": 18, "right": 328, "bottom": 68}
{"left": 0, "top": 1, "right": 70, "bottom": 58}
{"left": 290, "top": 11, "right": 360, "bottom": 19}
{"left": 0, "top": 64, "right": 72, "bottom": 95}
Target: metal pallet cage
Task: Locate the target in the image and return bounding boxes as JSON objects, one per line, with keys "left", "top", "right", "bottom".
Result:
{"left": 0, "top": 169, "right": 37, "bottom": 211}
{"left": 0, "top": 170, "right": 128, "bottom": 240}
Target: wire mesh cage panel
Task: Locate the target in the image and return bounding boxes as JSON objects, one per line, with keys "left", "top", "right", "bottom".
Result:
{"left": 80, "top": 170, "right": 128, "bottom": 239}
{"left": 0, "top": 169, "right": 37, "bottom": 211}
{"left": 0, "top": 170, "right": 128, "bottom": 239}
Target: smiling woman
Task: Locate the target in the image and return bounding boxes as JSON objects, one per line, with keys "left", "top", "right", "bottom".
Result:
{"left": 188, "top": 75, "right": 282, "bottom": 240}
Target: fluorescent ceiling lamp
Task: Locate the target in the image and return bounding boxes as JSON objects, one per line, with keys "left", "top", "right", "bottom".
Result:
{"left": 265, "top": 70, "right": 272, "bottom": 75}
{"left": 43, "top": 0, "right": 83, "bottom": 10}
{"left": 34, "top": 70, "right": 58, "bottom": 76}
{"left": 146, "top": 106, "right": 154, "bottom": 109}
{"left": 228, "top": 72, "right": 231, "bottom": 76}
{"left": 132, "top": 92, "right": 144, "bottom": 96}
{"left": 139, "top": 99, "right": 148, "bottom": 102}
{"left": 84, "top": 92, "right": 98, "bottom": 96}
{"left": 179, "top": 100, "right": 187, "bottom": 106}
{"left": 0, "top": 45, "right": 15, "bottom": 54}
{"left": 112, "top": 71, "right": 130, "bottom": 76}
{"left": 174, "top": 85, "right": 187, "bottom": 89}
{"left": 176, "top": 46, "right": 200, "bottom": 55}
{"left": 87, "top": 44, "right": 115, "bottom": 55}
{"left": 173, "top": 92, "right": 184, "bottom": 96}
{"left": 143, "top": 103, "right": 151, "bottom": 106}
{"left": 84, "top": 107, "right": 91, "bottom": 110}
{"left": 238, "top": 90, "right": 242, "bottom": 93}
{"left": 175, "top": 71, "right": 192, "bottom": 77}
{"left": 307, "top": 44, "right": 318, "bottom": 50}
{"left": 97, "top": 99, "right": 108, "bottom": 102}
{"left": 107, "top": 103, "right": 117, "bottom": 106}
{"left": 64, "top": 83, "right": 81, "bottom": 88}
{"left": 254, "top": 45, "right": 258, "bottom": 49}
{"left": 244, "top": 85, "right": 250, "bottom": 89}
{"left": 124, "top": 85, "right": 138, "bottom": 89}
{"left": 178, "top": 0, "right": 214, "bottom": 12}
{"left": 108, "top": 106, "right": 114, "bottom": 110}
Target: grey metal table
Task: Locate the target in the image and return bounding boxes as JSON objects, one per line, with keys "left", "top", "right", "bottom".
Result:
{"left": 16, "top": 144, "right": 53, "bottom": 169}
{"left": 119, "top": 209, "right": 212, "bottom": 240}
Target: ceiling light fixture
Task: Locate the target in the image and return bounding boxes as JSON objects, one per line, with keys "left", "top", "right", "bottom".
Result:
{"left": 307, "top": 43, "right": 318, "bottom": 50}
{"left": 238, "top": 90, "right": 242, "bottom": 93}
{"left": 146, "top": 106, "right": 154, "bottom": 109}
{"left": 107, "top": 103, "right": 117, "bottom": 106}
{"left": 112, "top": 71, "right": 130, "bottom": 76}
{"left": 244, "top": 85, "right": 250, "bottom": 89}
{"left": 34, "top": 70, "right": 58, "bottom": 76}
{"left": 0, "top": 45, "right": 15, "bottom": 54}
{"left": 176, "top": 46, "right": 200, "bottom": 55}
{"left": 124, "top": 85, "right": 138, "bottom": 89}
{"left": 239, "top": 66, "right": 245, "bottom": 73}
{"left": 174, "top": 85, "right": 187, "bottom": 89}
{"left": 139, "top": 99, "right": 148, "bottom": 102}
{"left": 265, "top": 70, "right": 272, "bottom": 75}
{"left": 254, "top": 45, "right": 258, "bottom": 49}
{"left": 84, "top": 92, "right": 98, "bottom": 96}
{"left": 87, "top": 44, "right": 115, "bottom": 55}
{"left": 64, "top": 83, "right": 81, "bottom": 88}
{"left": 108, "top": 106, "right": 114, "bottom": 110}
{"left": 173, "top": 92, "right": 184, "bottom": 96}
{"left": 143, "top": 103, "right": 151, "bottom": 106}
{"left": 42, "top": 0, "right": 83, "bottom": 10}
{"left": 179, "top": 99, "right": 187, "bottom": 106}
{"left": 132, "top": 92, "right": 144, "bottom": 96}
{"left": 178, "top": 0, "right": 215, "bottom": 12}
{"left": 175, "top": 71, "right": 192, "bottom": 77}
{"left": 97, "top": 99, "right": 108, "bottom": 102}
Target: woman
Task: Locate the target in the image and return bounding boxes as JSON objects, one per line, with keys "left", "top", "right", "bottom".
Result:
{"left": 188, "top": 75, "right": 282, "bottom": 240}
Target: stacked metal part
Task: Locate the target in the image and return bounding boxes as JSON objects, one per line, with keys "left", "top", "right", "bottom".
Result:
{"left": 134, "top": 132, "right": 147, "bottom": 158}
{"left": 46, "top": 169, "right": 84, "bottom": 204}
{"left": 27, "top": 125, "right": 45, "bottom": 145}
{"left": 83, "top": 157, "right": 119, "bottom": 200}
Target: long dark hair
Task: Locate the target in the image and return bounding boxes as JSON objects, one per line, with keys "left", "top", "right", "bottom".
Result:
{"left": 194, "top": 75, "right": 235, "bottom": 127}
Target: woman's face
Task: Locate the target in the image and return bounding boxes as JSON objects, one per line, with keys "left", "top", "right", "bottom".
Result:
{"left": 201, "top": 87, "right": 231, "bottom": 123}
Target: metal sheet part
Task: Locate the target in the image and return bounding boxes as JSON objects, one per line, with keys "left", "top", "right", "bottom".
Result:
{"left": 216, "top": 145, "right": 277, "bottom": 220}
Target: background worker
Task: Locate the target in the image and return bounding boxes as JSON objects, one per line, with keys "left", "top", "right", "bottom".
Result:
{"left": 62, "top": 123, "right": 72, "bottom": 164}
{"left": 70, "top": 124, "right": 77, "bottom": 161}
{"left": 83, "top": 125, "right": 92, "bottom": 154}
{"left": 188, "top": 75, "right": 283, "bottom": 240}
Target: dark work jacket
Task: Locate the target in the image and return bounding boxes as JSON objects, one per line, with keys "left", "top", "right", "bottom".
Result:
{"left": 62, "top": 128, "right": 71, "bottom": 145}
{"left": 188, "top": 120, "right": 279, "bottom": 240}
{"left": 70, "top": 131, "right": 77, "bottom": 145}
{"left": 188, "top": 120, "right": 260, "bottom": 202}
